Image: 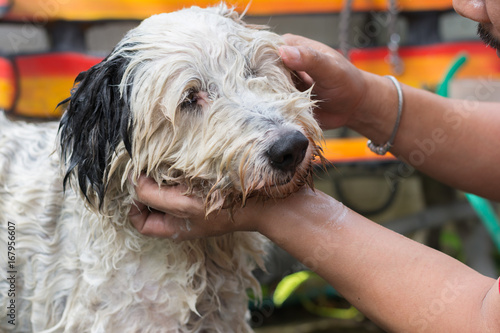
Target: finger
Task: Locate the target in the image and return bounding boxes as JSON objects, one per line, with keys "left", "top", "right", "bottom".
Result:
{"left": 279, "top": 45, "right": 339, "bottom": 90}
{"left": 128, "top": 201, "right": 184, "bottom": 238}
{"left": 136, "top": 210, "right": 179, "bottom": 238}
{"left": 282, "top": 34, "right": 336, "bottom": 55}
{"left": 134, "top": 175, "right": 193, "bottom": 213}
{"left": 128, "top": 200, "right": 153, "bottom": 235}
{"left": 128, "top": 201, "right": 148, "bottom": 234}
{"left": 295, "top": 70, "right": 314, "bottom": 88}
{"left": 281, "top": 47, "right": 314, "bottom": 91}
{"left": 128, "top": 200, "right": 148, "bottom": 217}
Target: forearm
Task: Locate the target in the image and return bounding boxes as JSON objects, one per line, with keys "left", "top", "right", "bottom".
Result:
{"left": 256, "top": 190, "right": 500, "bottom": 332}
{"left": 349, "top": 72, "right": 500, "bottom": 201}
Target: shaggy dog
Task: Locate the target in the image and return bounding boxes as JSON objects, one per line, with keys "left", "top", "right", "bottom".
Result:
{"left": 0, "top": 5, "right": 323, "bottom": 332}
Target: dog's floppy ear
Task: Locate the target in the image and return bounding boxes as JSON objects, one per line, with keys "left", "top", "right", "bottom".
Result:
{"left": 58, "top": 50, "right": 134, "bottom": 209}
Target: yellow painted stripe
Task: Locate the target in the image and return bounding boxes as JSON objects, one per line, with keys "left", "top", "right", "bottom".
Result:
{"left": 15, "top": 77, "right": 73, "bottom": 118}
{"left": 0, "top": 79, "right": 15, "bottom": 110}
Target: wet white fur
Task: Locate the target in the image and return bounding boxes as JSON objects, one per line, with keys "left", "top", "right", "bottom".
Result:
{"left": 0, "top": 5, "right": 323, "bottom": 333}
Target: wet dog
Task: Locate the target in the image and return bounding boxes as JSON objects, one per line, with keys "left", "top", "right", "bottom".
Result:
{"left": 0, "top": 5, "right": 323, "bottom": 332}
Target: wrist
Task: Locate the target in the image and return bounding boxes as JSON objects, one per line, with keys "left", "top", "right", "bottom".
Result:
{"left": 253, "top": 189, "right": 344, "bottom": 241}
{"left": 367, "top": 75, "right": 403, "bottom": 155}
{"left": 232, "top": 198, "right": 271, "bottom": 233}
{"left": 346, "top": 72, "right": 400, "bottom": 145}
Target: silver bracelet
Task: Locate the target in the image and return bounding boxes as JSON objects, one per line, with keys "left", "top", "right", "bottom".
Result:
{"left": 367, "top": 75, "right": 403, "bottom": 155}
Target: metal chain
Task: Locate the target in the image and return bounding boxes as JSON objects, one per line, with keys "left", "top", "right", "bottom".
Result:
{"left": 387, "top": 0, "right": 404, "bottom": 75}
{"left": 339, "top": 0, "right": 353, "bottom": 59}
{"left": 339, "top": 0, "right": 404, "bottom": 75}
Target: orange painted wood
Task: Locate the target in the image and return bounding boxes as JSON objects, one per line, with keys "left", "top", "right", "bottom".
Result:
{"left": 4, "top": 0, "right": 454, "bottom": 21}
{"left": 12, "top": 53, "right": 102, "bottom": 118}
{"left": 350, "top": 42, "right": 500, "bottom": 89}
{"left": 321, "top": 137, "right": 396, "bottom": 163}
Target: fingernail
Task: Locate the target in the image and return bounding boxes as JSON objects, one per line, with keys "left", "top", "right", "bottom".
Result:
{"left": 281, "top": 46, "right": 300, "bottom": 62}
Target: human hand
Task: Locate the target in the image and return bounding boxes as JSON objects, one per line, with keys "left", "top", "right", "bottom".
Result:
{"left": 279, "top": 34, "right": 368, "bottom": 130}
{"left": 129, "top": 174, "right": 342, "bottom": 242}
{"left": 128, "top": 174, "right": 258, "bottom": 240}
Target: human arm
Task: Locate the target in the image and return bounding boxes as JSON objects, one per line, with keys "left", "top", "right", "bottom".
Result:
{"left": 129, "top": 179, "right": 500, "bottom": 332}
{"left": 259, "top": 190, "right": 500, "bottom": 333}
{"left": 281, "top": 34, "right": 500, "bottom": 201}
{"left": 354, "top": 74, "right": 500, "bottom": 201}
{"left": 261, "top": 190, "right": 500, "bottom": 333}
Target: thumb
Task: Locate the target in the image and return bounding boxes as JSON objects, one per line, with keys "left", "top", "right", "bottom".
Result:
{"left": 279, "top": 45, "right": 338, "bottom": 89}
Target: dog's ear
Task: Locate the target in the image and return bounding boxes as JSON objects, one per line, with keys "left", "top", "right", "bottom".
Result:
{"left": 58, "top": 51, "right": 134, "bottom": 209}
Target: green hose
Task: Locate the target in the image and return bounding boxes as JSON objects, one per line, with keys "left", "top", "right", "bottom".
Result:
{"left": 438, "top": 54, "right": 500, "bottom": 252}
{"left": 436, "top": 55, "right": 467, "bottom": 97}
{"left": 465, "top": 193, "right": 500, "bottom": 251}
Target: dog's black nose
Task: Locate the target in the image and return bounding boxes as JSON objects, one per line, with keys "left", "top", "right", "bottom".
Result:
{"left": 267, "top": 130, "right": 309, "bottom": 173}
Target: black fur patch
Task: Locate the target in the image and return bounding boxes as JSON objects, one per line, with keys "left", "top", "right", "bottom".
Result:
{"left": 58, "top": 47, "right": 135, "bottom": 209}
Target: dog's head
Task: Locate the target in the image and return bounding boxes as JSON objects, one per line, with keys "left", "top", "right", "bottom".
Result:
{"left": 59, "top": 4, "right": 324, "bottom": 215}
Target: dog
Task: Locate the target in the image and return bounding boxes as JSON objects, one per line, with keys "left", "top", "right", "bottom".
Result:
{"left": 0, "top": 4, "right": 324, "bottom": 332}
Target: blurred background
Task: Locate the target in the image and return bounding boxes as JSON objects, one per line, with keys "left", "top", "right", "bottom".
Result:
{"left": 1, "top": 0, "right": 500, "bottom": 332}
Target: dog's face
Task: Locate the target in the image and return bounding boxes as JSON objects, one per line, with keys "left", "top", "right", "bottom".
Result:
{"left": 59, "top": 5, "right": 324, "bottom": 215}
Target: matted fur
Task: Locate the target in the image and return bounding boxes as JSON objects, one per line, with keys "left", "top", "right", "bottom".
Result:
{"left": 0, "top": 5, "right": 324, "bottom": 333}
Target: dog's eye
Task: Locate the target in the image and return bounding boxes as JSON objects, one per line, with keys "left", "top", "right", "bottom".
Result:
{"left": 180, "top": 91, "right": 198, "bottom": 109}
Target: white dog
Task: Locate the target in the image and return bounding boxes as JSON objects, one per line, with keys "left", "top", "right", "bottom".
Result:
{"left": 0, "top": 5, "right": 323, "bottom": 332}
